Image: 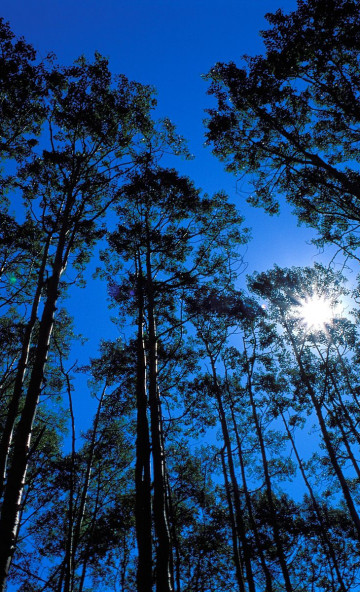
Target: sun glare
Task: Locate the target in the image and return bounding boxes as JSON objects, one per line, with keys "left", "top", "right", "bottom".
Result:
{"left": 298, "top": 296, "right": 334, "bottom": 329}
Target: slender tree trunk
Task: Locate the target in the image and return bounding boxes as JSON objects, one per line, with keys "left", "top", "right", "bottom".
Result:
{"left": 145, "top": 228, "right": 173, "bottom": 592}
{"left": 78, "top": 476, "right": 102, "bottom": 592}
{"left": 0, "top": 233, "right": 51, "bottom": 498}
{"left": 220, "top": 448, "right": 244, "bottom": 592}
{"left": 244, "top": 337, "right": 293, "bottom": 592}
{"left": 206, "top": 348, "right": 253, "bottom": 592}
{"left": 229, "top": 403, "right": 273, "bottom": 592}
{"left": 281, "top": 411, "right": 347, "bottom": 592}
{"left": 135, "top": 260, "right": 153, "bottom": 592}
{"left": 166, "top": 474, "right": 181, "bottom": 592}
{"left": 71, "top": 384, "right": 106, "bottom": 567}
{"left": 63, "top": 364, "right": 76, "bottom": 592}
{"left": 283, "top": 319, "right": 360, "bottom": 539}
{"left": 62, "top": 379, "right": 107, "bottom": 592}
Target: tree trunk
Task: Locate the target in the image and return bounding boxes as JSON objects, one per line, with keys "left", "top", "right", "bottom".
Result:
{"left": 281, "top": 411, "right": 347, "bottom": 592}
{"left": 72, "top": 384, "right": 106, "bottom": 565}
{"left": 229, "top": 402, "right": 273, "bottom": 592}
{"left": 145, "top": 228, "right": 173, "bottom": 592}
{"left": 78, "top": 476, "right": 102, "bottom": 592}
{"left": 0, "top": 233, "right": 51, "bottom": 498}
{"left": 63, "top": 366, "right": 76, "bottom": 592}
{"left": 135, "top": 261, "right": 153, "bottom": 592}
{"left": 283, "top": 318, "right": 360, "bottom": 539}
{"left": 244, "top": 337, "right": 293, "bottom": 592}
{"left": 220, "top": 447, "right": 244, "bottom": 592}
{"left": 206, "top": 349, "right": 253, "bottom": 592}
{"left": 0, "top": 265, "right": 61, "bottom": 591}
{"left": 166, "top": 476, "right": 181, "bottom": 592}
{"left": 0, "top": 204, "right": 71, "bottom": 591}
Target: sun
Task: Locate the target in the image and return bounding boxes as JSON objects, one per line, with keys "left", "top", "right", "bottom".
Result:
{"left": 298, "top": 296, "right": 334, "bottom": 329}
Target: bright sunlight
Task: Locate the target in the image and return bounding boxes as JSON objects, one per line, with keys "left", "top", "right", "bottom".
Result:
{"left": 298, "top": 296, "right": 334, "bottom": 329}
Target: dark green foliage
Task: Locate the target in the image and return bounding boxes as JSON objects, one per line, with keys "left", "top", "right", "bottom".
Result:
{"left": 0, "top": 18, "right": 45, "bottom": 162}
{"left": 205, "top": 0, "right": 360, "bottom": 258}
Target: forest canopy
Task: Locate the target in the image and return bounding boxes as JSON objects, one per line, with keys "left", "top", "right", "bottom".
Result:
{"left": 1, "top": 1, "right": 360, "bottom": 591}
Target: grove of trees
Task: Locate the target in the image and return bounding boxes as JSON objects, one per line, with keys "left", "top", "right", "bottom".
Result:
{"left": 1, "top": 0, "right": 360, "bottom": 591}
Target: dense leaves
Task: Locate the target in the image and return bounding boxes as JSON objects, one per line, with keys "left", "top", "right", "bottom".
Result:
{"left": 205, "top": 0, "right": 360, "bottom": 258}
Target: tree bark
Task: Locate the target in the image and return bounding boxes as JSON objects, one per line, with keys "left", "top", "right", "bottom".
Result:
{"left": 135, "top": 260, "right": 153, "bottom": 592}
{"left": 0, "top": 202, "right": 72, "bottom": 591}
{"left": 0, "top": 233, "right": 51, "bottom": 498}
{"left": 145, "top": 227, "right": 173, "bottom": 592}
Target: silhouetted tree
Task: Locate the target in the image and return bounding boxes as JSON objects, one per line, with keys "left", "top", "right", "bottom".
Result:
{"left": 0, "top": 46, "right": 156, "bottom": 590}
{"left": 205, "top": 0, "right": 360, "bottom": 260}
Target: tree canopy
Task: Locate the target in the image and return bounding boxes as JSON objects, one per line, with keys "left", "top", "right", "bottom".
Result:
{"left": 205, "top": 0, "right": 360, "bottom": 260}
{"left": 2, "top": 3, "right": 360, "bottom": 592}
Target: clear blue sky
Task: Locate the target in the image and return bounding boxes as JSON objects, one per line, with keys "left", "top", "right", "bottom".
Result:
{"left": 2, "top": 0, "right": 336, "bottom": 405}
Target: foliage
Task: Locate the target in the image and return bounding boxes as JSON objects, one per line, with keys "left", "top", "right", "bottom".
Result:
{"left": 205, "top": 0, "right": 360, "bottom": 259}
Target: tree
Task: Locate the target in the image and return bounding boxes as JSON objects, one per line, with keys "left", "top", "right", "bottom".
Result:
{"left": 167, "top": 441, "right": 238, "bottom": 592}
{"left": 205, "top": 0, "right": 360, "bottom": 260}
{"left": 249, "top": 265, "right": 360, "bottom": 540}
{"left": 8, "top": 349, "right": 138, "bottom": 592}
{"left": 185, "top": 299, "right": 257, "bottom": 592}
{"left": 186, "top": 291, "right": 299, "bottom": 591}
{"left": 0, "top": 47, "right": 156, "bottom": 591}
{"left": 102, "top": 146, "right": 248, "bottom": 591}
{"left": 184, "top": 263, "right": 360, "bottom": 591}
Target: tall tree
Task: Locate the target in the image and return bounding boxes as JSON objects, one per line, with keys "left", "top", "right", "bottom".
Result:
{"left": 186, "top": 302, "right": 256, "bottom": 592}
{"left": 102, "top": 156, "right": 248, "bottom": 591}
{"left": 249, "top": 265, "right": 360, "bottom": 541}
{"left": 0, "top": 48, "right": 155, "bottom": 590}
